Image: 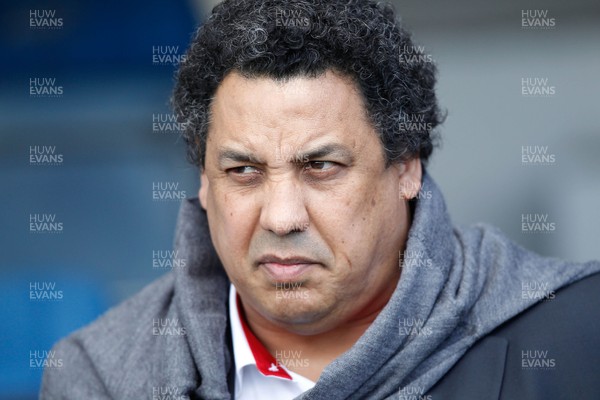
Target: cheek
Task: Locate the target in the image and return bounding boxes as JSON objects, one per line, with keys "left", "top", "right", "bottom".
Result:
{"left": 310, "top": 175, "right": 401, "bottom": 273}
{"left": 320, "top": 174, "right": 398, "bottom": 231}
{"left": 206, "top": 186, "right": 259, "bottom": 266}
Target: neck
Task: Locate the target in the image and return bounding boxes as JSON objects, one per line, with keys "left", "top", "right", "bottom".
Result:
{"left": 240, "top": 271, "right": 399, "bottom": 382}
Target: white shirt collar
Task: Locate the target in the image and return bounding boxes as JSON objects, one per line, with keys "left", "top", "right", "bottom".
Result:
{"left": 229, "top": 284, "right": 258, "bottom": 389}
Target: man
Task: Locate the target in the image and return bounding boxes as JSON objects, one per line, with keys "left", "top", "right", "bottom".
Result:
{"left": 42, "top": 0, "right": 600, "bottom": 399}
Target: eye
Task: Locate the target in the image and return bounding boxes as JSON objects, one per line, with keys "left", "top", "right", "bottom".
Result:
{"left": 225, "top": 165, "right": 262, "bottom": 184}
{"left": 305, "top": 161, "right": 337, "bottom": 171}
{"left": 228, "top": 166, "right": 260, "bottom": 174}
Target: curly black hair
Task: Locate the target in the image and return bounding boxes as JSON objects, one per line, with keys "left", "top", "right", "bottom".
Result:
{"left": 172, "top": 0, "right": 442, "bottom": 168}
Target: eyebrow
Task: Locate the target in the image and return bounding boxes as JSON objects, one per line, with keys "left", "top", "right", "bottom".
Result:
{"left": 217, "top": 149, "right": 265, "bottom": 167}
{"left": 297, "top": 144, "right": 355, "bottom": 163}
{"left": 216, "top": 143, "right": 355, "bottom": 167}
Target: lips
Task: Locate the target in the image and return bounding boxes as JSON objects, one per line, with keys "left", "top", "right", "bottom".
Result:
{"left": 257, "top": 255, "right": 320, "bottom": 281}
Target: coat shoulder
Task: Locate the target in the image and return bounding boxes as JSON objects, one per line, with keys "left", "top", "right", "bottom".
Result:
{"left": 40, "top": 274, "right": 176, "bottom": 399}
{"left": 429, "top": 271, "right": 600, "bottom": 400}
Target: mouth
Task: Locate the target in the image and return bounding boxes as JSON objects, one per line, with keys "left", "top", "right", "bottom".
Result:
{"left": 257, "top": 255, "right": 320, "bottom": 282}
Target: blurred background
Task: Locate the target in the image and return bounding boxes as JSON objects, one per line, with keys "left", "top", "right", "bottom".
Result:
{"left": 0, "top": 0, "right": 598, "bottom": 397}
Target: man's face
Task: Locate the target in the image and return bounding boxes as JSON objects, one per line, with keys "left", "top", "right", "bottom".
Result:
{"left": 200, "top": 71, "right": 421, "bottom": 334}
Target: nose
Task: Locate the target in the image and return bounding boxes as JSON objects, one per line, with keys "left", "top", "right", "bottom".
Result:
{"left": 259, "top": 178, "right": 309, "bottom": 236}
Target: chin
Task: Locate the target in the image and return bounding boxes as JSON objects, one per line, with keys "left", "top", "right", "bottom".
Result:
{"left": 265, "top": 295, "right": 335, "bottom": 329}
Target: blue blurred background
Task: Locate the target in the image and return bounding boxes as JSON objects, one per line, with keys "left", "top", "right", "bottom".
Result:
{"left": 1, "top": 0, "right": 599, "bottom": 398}
{"left": 1, "top": 0, "right": 201, "bottom": 397}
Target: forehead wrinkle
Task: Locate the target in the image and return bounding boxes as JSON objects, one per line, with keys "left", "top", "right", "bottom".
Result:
{"left": 209, "top": 71, "right": 374, "bottom": 165}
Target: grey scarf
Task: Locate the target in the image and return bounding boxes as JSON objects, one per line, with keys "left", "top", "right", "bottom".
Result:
{"left": 168, "top": 172, "right": 600, "bottom": 399}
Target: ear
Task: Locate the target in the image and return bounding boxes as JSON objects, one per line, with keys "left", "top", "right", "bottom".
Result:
{"left": 398, "top": 157, "right": 422, "bottom": 200}
{"left": 199, "top": 170, "right": 209, "bottom": 210}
